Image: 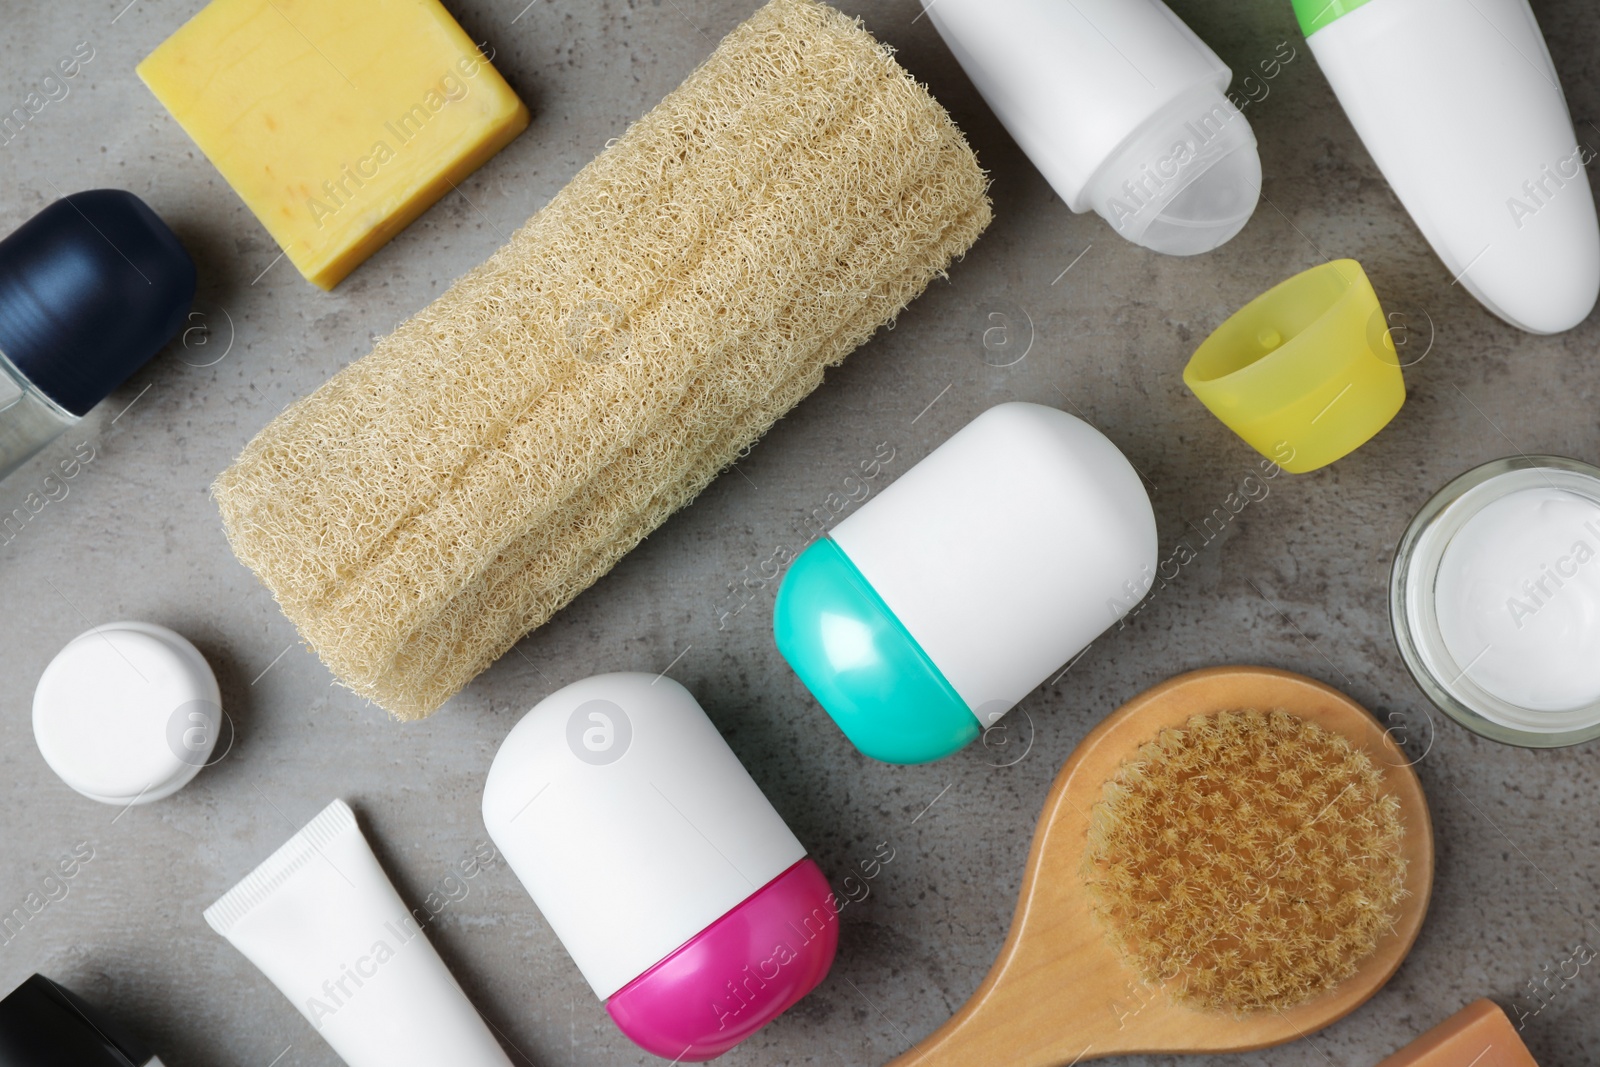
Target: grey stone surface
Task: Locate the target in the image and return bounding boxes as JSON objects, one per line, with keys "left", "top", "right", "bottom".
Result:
{"left": 1, "top": 0, "right": 1598, "bottom": 1064}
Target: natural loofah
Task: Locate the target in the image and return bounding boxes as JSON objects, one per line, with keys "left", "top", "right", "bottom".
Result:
{"left": 212, "top": 0, "right": 991, "bottom": 718}
{"left": 1083, "top": 708, "right": 1408, "bottom": 1013}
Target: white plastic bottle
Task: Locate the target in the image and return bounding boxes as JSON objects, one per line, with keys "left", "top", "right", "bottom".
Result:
{"left": 0, "top": 190, "right": 193, "bottom": 483}
{"left": 482, "top": 674, "right": 837, "bottom": 1060}
{"left": 1298, "top": 0, "right": 1600, "bottom": 334}
{"left": 920, "top": 0, "right": 1262, "bottom": 255}
{"left": 774, "top": 403, "right": 1159, "bottom": 763}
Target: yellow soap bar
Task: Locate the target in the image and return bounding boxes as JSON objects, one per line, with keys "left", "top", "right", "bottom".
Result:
{"left": 138, "top": 0, "right": 529, "bottom": 289}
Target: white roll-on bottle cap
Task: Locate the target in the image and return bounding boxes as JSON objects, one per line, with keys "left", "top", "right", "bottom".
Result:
{"left": 482, "top": 673, "right": 806, "bottom": 999}
{"left": 834, "top": 402, "right": 1158, "bottom": 716}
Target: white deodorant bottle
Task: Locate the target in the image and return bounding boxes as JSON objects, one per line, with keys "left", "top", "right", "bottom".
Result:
{"left": 921, "top": 0, "right": 1262, "bottom": 255}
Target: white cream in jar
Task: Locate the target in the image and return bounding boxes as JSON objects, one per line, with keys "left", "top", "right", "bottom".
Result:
{"left": 1392, "top": 456, "right": 1600, "bottom": 746}
{"left": 1434, "top": 486, "right": 1600, "bottom": 711}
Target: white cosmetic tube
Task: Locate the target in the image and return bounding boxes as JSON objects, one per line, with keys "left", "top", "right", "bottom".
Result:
{"left": 204, "top": 799, "right": 512, "bottom": 1067}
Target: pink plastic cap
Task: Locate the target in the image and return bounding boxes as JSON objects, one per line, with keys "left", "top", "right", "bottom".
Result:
{"left": 605, "top": 859, "right": 839, "bottom": 1060}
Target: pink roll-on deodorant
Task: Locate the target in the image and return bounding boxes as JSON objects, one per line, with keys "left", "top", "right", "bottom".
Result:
{"left": 482, "top": 673, "right": 837, "bottom": 1060}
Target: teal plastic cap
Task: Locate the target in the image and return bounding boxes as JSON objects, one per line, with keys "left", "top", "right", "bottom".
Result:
{"left": 773, "top": 537, "right": 978, "bottom": 765}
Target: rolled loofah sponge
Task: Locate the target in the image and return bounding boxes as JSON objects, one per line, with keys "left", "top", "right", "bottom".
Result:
{"left": 213, "top": 0, "right": 991, "bottom": 719}
{"left": 1083, "top": 708, "right": 1408, "bottom": 1013}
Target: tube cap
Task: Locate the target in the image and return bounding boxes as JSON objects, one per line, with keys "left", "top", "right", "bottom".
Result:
{"left": 0, "top": 191, "right": 195, "bottom": 416}
{"left": 1183, "top": 259, "right": 1405, "bottom": 473}
{"left": 0, "top": 974, "right": 156, "bottom": 1067}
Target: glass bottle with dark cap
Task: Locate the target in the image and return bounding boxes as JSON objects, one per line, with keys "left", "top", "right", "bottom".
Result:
{"left": 0, "top": 973, "right": 165, "bottom": 1066}
{"left": 0, "top": 189, "right": 195, "bottom": 483}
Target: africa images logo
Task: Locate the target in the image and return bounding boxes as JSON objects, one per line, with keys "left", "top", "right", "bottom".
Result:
{"left": 566, "top": 699, "right": 632, "bottom": 765}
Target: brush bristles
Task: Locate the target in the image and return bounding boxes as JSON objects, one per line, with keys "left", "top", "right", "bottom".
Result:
{"left": 1083, "top": 708, "right": 1407, "bottom": 1013}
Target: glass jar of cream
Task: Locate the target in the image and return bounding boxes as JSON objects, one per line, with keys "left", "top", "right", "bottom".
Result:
{"left": 1392, "top": 455, "right": 1600, "bottom": 746}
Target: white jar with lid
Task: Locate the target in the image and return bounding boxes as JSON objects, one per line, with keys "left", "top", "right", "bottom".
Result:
{"left": 32, "top": 621, "right": 222, "bottom": 804}
{"left": 1392, "top": 455, "right": 1600, "bottom": 746}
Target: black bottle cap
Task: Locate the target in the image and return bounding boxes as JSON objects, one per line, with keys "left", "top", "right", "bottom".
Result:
{"left": 0, "top": 974, "right": 153, "bottom": 1066}
{"left": 0, "top": 190, "right": 195, "bottom": 417}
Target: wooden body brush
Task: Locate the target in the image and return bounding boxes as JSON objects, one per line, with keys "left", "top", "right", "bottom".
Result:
{"left": 889, "top": 666, "right": 1434, "bottom": 1066}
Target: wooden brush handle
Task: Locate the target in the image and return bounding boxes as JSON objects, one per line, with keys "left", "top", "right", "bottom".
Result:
{"left": 880, "top": 809, "right": 1128, "bottom": 1067}
{"left": 884, "top": 667, "right": 1438, "bottom": 1067}
{"left": 885, "top": 1002, "right": 1102, "bottom": 1067}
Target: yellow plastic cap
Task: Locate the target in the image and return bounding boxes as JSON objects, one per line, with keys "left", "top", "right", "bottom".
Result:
{"left": 1183, "top": 259, "right": 1405, "bottom": 474}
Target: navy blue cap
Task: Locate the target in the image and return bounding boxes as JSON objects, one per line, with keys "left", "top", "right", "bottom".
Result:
{"left": 0, "top": 974, "right": 152, "bottom": 1066}
{"left": 0, "top": 190, "right": 195, "bottom": 417}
